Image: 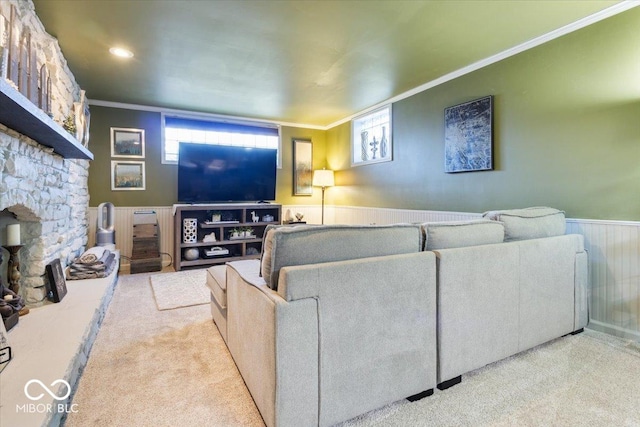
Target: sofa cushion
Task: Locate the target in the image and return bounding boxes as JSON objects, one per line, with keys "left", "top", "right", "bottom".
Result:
{"left": 482, "top": 207, "right": 565, "bottom": 241}
{"left": 421, "top": 220, "right": 505, "bottom": 250}
{"left": 259, "top": 223, "right": 311, "bottom": 277}
{"left": 261, "top": 224, "right": 422, "bottom": 289}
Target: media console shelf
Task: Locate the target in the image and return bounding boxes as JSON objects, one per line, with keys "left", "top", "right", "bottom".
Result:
{"left": 173, "top": 203, "right": 281, "bottom": 271}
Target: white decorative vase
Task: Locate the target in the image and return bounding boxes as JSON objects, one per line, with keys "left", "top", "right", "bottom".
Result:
{"left": 183, "top": 218, "right": 197, "bottom": 243}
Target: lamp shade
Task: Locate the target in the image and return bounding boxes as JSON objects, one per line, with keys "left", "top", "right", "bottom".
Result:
{"left": 312, "top": 169, "right": 334, "bottom": 187}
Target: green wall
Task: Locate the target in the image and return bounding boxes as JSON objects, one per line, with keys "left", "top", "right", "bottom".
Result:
{"left": 89, "top": 8, "right": 640, "bottom": 220}
{"left": 326, "top": 7, "right": 640, "bottom": 220}
{"left": 88, "top": 106, "right": 175, "bottom": 207}
{"left": 87, "top": 105, "right": 327, "bottom": 207}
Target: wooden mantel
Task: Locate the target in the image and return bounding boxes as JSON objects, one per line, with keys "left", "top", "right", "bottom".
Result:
{"left": 0, "top": 79, "right": 93, "bottom": 160}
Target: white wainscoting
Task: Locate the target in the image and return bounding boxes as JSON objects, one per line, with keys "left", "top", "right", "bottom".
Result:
{"left": 566, "top": 219, "right": 640, "bottom": 341}
{"left": 89, "top": 204, "right": 640, "bottom": 341}
{"left": 88, "top": 206, "right": 175, "bottom": 270}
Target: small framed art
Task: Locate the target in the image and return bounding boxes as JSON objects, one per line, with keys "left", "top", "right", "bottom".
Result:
{"left": 111, "top": 127, "right": 145, "bottom": 158}
{"left": 46, "top": 259, "right": 67, "bottom": 303}
{"left": 111, "top": 161, "right": 146, "bottom": 191}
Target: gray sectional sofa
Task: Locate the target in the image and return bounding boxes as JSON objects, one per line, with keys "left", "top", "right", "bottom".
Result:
{"left": 205, "top": 207, "right": 588, "bottom": 427}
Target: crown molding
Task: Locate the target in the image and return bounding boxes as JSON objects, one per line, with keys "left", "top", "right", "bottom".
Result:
{"left": 324, "top": 1, "right": 640, "bottom": 130}
{"left": 87, "top": 99, "right": 326, "bottom": 130}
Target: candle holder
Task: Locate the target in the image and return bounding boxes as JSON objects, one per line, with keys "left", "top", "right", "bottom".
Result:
{"left": 2, "top": 245, "right": 23, "bottom": 295}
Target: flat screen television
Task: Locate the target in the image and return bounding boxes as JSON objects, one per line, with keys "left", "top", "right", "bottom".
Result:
{"left": 178, "top": 143, "right": 277, "bottom": 203}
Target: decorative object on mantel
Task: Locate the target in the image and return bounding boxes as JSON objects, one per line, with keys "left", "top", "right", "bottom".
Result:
{"left": 312, "top": 168, "right": 335, "bottom": 225}
{"left": 0, "top": 44, "right": 7, "bottom": 82}
{"left": 7, "top": 5, "right": 19, "bottom": 89}
{"left": 45, "top": 258, "right": 67, "bottom": 303}
{"left": 38, "top": 63, "right": 51, "bottom": 116}
{"left": 74, "top": 89, "right": 90, "bottom": 147}
{"left": 444, "top": 95, "right": 494, "bottom": 173}
{"left": 62, "top": 114, "right": 76, "bottom": 135}
{"left": 0, "top": 14, "right": 8, "bottom": 80}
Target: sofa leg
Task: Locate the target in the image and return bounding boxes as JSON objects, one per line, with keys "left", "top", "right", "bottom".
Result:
{"left": 437, "top": 376, "right": 462, "bottom": 391}
{"left": 406, "top": 388, "right": 434, "bottom": 402}
{"left": 570, "top": 328, "right": 584, "bottom": 335}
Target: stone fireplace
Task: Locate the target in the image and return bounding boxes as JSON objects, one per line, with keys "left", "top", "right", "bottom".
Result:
{"left": 0, "top": 0, "right": 91, "bottom": 305}
{"left": 0, "top": 125, "right": 90, "bottom": 304}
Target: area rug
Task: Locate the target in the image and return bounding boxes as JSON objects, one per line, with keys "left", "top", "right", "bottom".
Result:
{"left": 149, "top": 269, "right": 209, "bottom": 310}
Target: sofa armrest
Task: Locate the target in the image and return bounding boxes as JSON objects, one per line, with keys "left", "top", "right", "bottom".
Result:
{"left": 226, "top": 262, "right": 319, "bottom": 427}
{"left": 277, "top": 251, "right": 437, "bottom": 426}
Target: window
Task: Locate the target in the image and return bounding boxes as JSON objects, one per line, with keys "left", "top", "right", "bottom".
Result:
{"left": 162, "top": 115, "right": 281, "bottom": 165}
{"left": 351, "top": 105, "right": 392, "bottom": 166}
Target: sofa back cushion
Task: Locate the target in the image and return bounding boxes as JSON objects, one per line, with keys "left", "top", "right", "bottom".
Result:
{"left": 421, "top": 220, "right": 505, "bottom": 250}
{"left": 482, "top": 207, "right": 565, "bottom": 241}
{"left": 261, "top": 224, "right": 422, "bottom": 289}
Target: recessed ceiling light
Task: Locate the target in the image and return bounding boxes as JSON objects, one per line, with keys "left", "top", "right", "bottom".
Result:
{"left": 109, "top": 47, "right": 134, "bottom": 58}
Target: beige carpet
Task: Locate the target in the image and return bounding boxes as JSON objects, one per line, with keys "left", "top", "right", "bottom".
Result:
{"left": 149, "top": 268, "right": 209, "bottom": 310}
{"left": 66, "top": 271, "right": 640, "bottom": 427}
{"left": 65, "top": 272, "right": 264, "bottom": 427}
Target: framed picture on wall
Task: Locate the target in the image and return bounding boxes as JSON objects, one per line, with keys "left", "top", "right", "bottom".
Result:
{"left": 351, "top": 105, "right": 392, "bottom": 166}
{"left": 444, "top": 95, "right": 493, "bottom": 173}
{"left": 292, "top": 139, "right": 313, "bottom": 196}
{"left": 111, "top": 160, "right": 146, "bottom": 191}
{"left": 110, "top": 127, "right": 145, "bottom": 158}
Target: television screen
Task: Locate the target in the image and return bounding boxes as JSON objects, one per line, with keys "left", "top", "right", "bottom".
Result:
{"left": 178, "top": 143, "right": 277, "bottom": 203}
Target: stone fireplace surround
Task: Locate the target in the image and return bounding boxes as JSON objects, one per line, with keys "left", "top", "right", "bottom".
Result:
{"left": 0, "top": 0, "right": 90, "bottom": 305}
{"left": 1, "top": 124, "right": 90, "bottom": 304}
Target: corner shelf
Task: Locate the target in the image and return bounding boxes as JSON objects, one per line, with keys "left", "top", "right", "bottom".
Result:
{"left": 0, "top": 79, "right": 93, "bottom": 160}
{"left": 173, "top": 203, "right": 281, "bottom": 271}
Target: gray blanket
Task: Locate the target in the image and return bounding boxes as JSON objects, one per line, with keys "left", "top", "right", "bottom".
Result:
{"left": 67, "top": 249, "right": 117, "bottom": 280}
